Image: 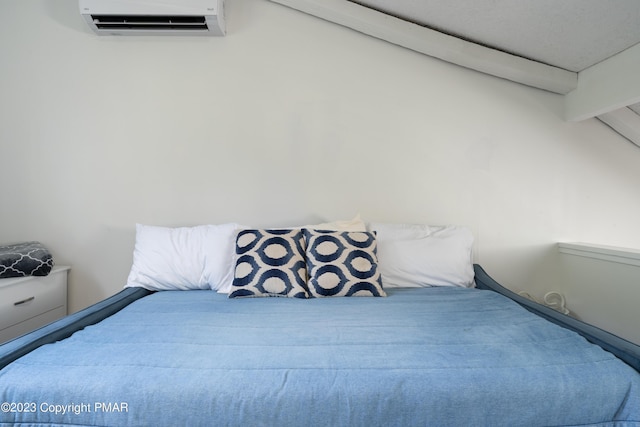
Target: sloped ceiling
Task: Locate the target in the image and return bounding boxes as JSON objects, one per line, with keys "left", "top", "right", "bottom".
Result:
{"left": 269, "top": 0, "right": 640, "bottom": 147}
{"left": 351, "top": 0, "right": 640, "bottom": 72}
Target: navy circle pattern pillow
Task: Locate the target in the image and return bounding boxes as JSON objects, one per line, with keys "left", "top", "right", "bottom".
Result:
{"left": 229, "top": 229, "right": 309, "bottom": 298}
{"left": 304, "top": 229, "right": 386, "bottom": 297}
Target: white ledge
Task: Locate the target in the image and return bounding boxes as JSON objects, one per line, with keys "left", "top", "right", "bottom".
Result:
{"left": 558, "top": 242, "right": 640, "bottom": 267}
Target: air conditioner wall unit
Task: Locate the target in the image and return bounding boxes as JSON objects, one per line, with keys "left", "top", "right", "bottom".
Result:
{"left": 79, "top": 0, "right": 225, "bottom": 36}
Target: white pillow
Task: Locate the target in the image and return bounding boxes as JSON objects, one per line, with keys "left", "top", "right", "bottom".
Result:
{"left": 370, "top": 222, "right": 475, "bottom": 288}
{"left": 203, "top": 224, "right": 245, "bottom": 291}
{"left": 126, "top": 223, "right": 241, "bottom": 291}
{"left": 306, "top": 214, "right": 367, "bottom": 232}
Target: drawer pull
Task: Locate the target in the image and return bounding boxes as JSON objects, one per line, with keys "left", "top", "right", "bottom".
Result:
{"left": 14, "top": 296, "right": 35, "bottom": 306}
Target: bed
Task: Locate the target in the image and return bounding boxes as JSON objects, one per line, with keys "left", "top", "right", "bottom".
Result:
{"left": 1, "top": 219, "right": 639, "bottom": 426}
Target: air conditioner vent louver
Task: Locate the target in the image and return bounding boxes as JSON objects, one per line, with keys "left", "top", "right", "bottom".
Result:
{"left": 91, "top": 15, "right": 208, "bottom": 31}
{"left": 79, "top": 0, "right": 225, "bottom": 36}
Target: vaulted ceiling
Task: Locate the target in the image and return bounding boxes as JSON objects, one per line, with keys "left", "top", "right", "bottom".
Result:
{"left": 352, "top": 0, "right": 640, "bottom": 72}
{"left": 269, "top": 0, "right": 640, "bottom": 147}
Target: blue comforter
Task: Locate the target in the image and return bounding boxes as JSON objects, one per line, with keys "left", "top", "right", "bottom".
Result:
{"left": 1, "top": 287, "right": 639, "bottom": 426}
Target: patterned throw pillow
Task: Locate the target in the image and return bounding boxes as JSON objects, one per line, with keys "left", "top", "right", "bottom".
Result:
{"left": 229, "top": 229, "right": 309, "bottom": 298}
{"left": 304, "top": 229, "right": 386, "bottom": 297}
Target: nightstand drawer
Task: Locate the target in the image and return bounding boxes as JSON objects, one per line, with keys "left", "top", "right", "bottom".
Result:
{"left": 0, "top": 307, "right": 67, "bottom": 344}
{"left": 0, "top": 266, "right": 69, "bottom": 342}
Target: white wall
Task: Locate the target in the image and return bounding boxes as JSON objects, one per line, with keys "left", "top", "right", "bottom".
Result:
{"left": 557, "top": 243, "right": 640, "bottom": 344}
{"left": 1, "top": 0, "right": 640, "bottom": 342}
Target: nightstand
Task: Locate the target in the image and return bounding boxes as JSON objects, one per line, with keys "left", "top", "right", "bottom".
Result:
{"left": 0, "top": 265, "right": 69, "bottom": 343}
